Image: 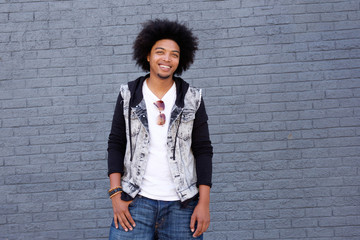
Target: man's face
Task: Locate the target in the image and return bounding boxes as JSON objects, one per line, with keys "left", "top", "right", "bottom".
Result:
{"left": 147, "top": 39, "right": 180, "bottom": 80}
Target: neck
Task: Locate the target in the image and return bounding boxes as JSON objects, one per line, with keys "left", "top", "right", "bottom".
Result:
{"left": 146, "top": 74, "right": 175, "bottom": 99}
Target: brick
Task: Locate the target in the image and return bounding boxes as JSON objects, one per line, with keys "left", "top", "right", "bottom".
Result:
{"left": 335, "top": 226, "right": 360, "bottom": 237}
{"left": 26, "top": 98, "right": 52, "bottom": 108}
{"left": 280, "top": 228, "right": 306, "bottom": 238}
{"left": 9, "top": 12, "right": 33, "bottom": 22}
{"left": 4, "top": 155, "right": 29, "bottom": 166}
{"left": 70, "top": 200, "right": 95, "bottom": 210}
{"left": 321, "top": 12, "right": 348, "bottom": 22}
{"left": 280, "top": 209, "right": 305, "bottom": 218}
{"left": 332, "top": 186, "right": 360, "bottom": 197}
{"left": 292, "top": 217, "right": 318, "bottom": 228}
{"left": 242, "top": 0, "right": 266, "bottom": 8}
{"left": 319, "top": 217, "right": 347, "bottom": 227}
{"left": 238, "top": 220, "right": 265, "bottom": 230}
{"left": 313, "top": 118, "right": 340, "bottom": 128}
{"left": 3, "top": 99, "right": 27, "bottom": 109}
{"left": 269, "top": 34, "right": 295, "bottom": 44}
{"left": 315, "top": 136, "right": 359, "bottom": 148}
{"left": 254, "top": 229, "right": 279, "bottom": 239}
{"left": 246, "top": 94, "right": 272, "bottom": 103}
{"left": 294, "top": 13, "right": 321, "bottom": 23}
{"left": 18, "top": 202, "right": 43, "bottom": 213}
{"left": 307, "top": 227, "right": 334, "bottom": 237}
{"left": 58, "top": 230, "right": 84, "bottom": 239}
{"left": 33, "top": 212, "right": 58, "bottom": 223}
{"left": 241, "top": 16, "right": 267, "bottom": 27}
{"left": 15, "top": 164, "right": 41, "bottom": 174}
{"left": 32, "top": 192, "right": 57, "bottom": 203}
{"left": 333, "top": 1, "right": 360, "bottom": 11}
{"left": 84, "top": 228, "right": 109, "bottom": 239}
{"left": 340, "top": 117, "right": 360, "bottom": 127}
{"left": 263, "top": 218, "right": 291, "bottom": 229}
{"left": 335, "top": 20, "right": 360, "bottom": 30}
{"left": 251, "top": 191, "right": 278, "bottom": 200}
{"left": 306, "top": 207, "right": 333, "bottom": 217}
{"left": 277, "top": 188, "right": 304, "bottom": 199}
{"left": 49, "top": 1, "right": 73, "bottom": 11}
{"left": 258, "top": 122, "right": 286, "bottom": 131}
{"left": 5, "top": 175, "right": 31, "bottom": 185}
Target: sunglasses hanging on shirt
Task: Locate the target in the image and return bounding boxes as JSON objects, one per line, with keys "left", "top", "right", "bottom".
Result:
{"left": 154, "top": 100, "right": 166, "bottom": 125}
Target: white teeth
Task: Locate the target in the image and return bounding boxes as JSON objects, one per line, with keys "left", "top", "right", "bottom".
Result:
{"left": 160, "top": 65, "right": 170, "bottom": 69}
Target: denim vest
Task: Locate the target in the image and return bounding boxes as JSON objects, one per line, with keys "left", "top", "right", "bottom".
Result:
{"left": 119, "top": 83, "right": 202, "bottom": 202}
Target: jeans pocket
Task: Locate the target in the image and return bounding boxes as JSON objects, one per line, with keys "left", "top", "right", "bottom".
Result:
{"left": 128, "top": 195, "right": 140, "bottom": 208}
{"left": 184, "top": 198, "right": 198, "bottom": 210}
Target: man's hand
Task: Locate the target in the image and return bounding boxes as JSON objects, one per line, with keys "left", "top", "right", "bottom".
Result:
{"left": 190, "top": 200, "right": 210, "bottom": 238}
{"left": 111, "top": 194, "right": 136, "bottom": 231}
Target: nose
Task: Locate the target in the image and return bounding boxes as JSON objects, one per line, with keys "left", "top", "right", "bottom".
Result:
{"left": 163, "top": 53, "right": 171, "bottom": 62}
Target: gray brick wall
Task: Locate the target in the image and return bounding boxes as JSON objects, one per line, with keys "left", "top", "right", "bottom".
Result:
{"left": 1, "top": 0, "right": 359, "bottom": 239}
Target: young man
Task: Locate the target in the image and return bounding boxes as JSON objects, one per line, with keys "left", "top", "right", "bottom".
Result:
{"left": 107, "top": 19, "right": 213, "bottom": 240}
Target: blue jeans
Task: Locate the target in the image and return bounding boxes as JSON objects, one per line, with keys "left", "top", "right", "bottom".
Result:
{"left": 109, "top": 195, "right": 203, "bottom": 240}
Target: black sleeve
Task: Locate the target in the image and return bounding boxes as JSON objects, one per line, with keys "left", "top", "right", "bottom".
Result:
{"left": 191, "top": 98, "right": 213, "bottom": 187}
{"left": 107, "top": 92, "right": 127, "bottom": 176}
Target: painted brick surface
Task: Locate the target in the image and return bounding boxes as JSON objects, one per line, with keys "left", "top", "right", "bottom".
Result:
{"left": 1, "top": 0, "right": 360, "bottom": 239}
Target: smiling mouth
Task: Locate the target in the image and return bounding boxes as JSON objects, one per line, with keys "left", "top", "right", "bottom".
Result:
{"left": 159, "top": 64, "right": 171, "bottom": 70}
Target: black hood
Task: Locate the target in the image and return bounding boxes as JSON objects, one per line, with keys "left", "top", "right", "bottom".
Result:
{"left": 127, "top": 74, "right": 189, "bottom": 108}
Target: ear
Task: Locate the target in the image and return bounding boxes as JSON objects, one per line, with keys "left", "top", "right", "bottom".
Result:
{"left": 147, "top": 54, "right": 150, "bottom": 62}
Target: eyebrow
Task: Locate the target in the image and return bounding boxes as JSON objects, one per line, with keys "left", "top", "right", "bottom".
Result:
{"left": 155, "top": 47, "right": 180, "bottom": 53}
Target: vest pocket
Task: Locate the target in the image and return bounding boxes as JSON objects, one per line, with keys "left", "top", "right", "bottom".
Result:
{"left": 177, "top": 112, "right": 195, "bottom": 141}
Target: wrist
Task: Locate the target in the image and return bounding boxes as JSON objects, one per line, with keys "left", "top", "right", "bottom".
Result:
{"left": 198, "top": 185, "right": 210, "bottom": 205}
{"left": 198, "top": 198, "right": 210, "bottom": 205}
{"left": 111, "top": 192, "right": 121, "bottom": 200}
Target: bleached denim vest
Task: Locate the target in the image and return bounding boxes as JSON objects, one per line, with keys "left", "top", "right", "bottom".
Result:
{"left": 120, "top": 84, "right": 202, "bottom": 202}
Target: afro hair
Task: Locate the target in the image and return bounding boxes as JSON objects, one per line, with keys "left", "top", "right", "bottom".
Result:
{"left": 133, "top": 19, "right": 198, "bottom": 76}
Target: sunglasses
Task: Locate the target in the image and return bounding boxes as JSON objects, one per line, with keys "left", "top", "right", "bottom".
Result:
{"left": 153, "top": 100, "right": 166, "bottom": 125}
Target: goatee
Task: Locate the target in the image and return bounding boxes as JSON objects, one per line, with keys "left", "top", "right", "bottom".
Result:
{"left": 157, "top": 74, "right": 171, "bottom": 80}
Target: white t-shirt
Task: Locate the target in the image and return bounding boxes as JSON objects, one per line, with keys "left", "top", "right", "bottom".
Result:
{"left": 139, "top": 80, "right": 179, "bottom": 201}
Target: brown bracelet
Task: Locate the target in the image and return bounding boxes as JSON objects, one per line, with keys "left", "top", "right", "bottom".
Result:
{"left": 109, "top": 191, "right": 122, "bottom": 199}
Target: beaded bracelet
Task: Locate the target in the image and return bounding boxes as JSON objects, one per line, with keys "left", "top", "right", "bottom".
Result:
{"left": 108, "top": 186, "right": 123, "bottom": 197}
{"left": 108, "top": 186, "right": 122, "bottom": 193}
